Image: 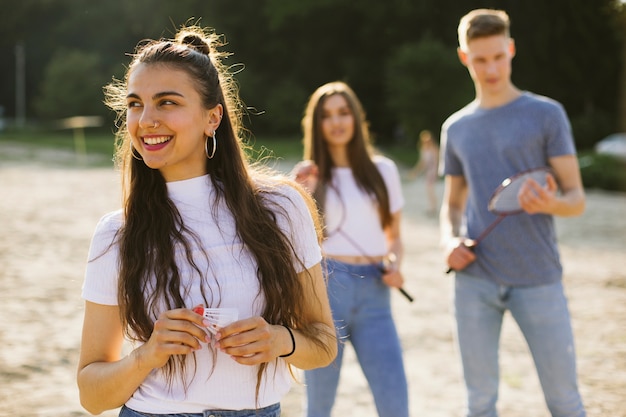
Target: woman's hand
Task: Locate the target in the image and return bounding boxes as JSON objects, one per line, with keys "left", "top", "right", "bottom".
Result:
{"left": 214, "top": 317, "right": 294, "bottom": 365}
{"left": 134, "top": 307, "right": 210, "bottom": 371}
{"left": 291, "top": 160, "right": 319, "bottom": 193}
{"left": 381, "top": 252, "right": 404, "bottom": 289}
{"left": 77, "top": 303, "right": 208, "bottom": 414}
{"left": 381, "top": 266, "right": 405, "bottom": 289}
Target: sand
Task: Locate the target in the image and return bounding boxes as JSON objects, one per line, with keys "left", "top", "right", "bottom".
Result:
{"left": 0, "top": 144, "right": 624, "bottom": 417}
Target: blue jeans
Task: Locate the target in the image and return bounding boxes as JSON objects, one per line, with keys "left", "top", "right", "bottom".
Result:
{"left": 119, "top": 403, "right": 280, "bottom": 417}
{"left": 454, "top": 272, "right": 586, "bottom": 417}
{"left": 304, "top": 259, "right": 409, "bottom": 417}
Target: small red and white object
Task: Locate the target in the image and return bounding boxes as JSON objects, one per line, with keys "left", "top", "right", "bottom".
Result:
{"left": 193, "top": 306, "right": 238, "bottom": 335}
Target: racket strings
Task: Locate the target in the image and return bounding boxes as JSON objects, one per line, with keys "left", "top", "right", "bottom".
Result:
{"left": 488, "top": 169, "right": 550, "bottom": 214}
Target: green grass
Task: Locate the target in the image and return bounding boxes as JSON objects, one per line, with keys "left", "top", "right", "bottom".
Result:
{"left": 243, "top": 135, "right": 303, "bottom": 162}
{"left": 1, "top": 129, "right": 116, "bottom": 158}
{"left": 0, "top": 130, "right": 322, "bottom": 173}
{"left": 4, "top": 130, "right": 622, "bottom": 191}
{"left": 0, "top": 129, "right": 116, "bottom": 167}
{"left": 0, "top": 129, "right": 417, "bottom": 170}
{"left": 0, "top": 130, "right": 302, "bottom": 164}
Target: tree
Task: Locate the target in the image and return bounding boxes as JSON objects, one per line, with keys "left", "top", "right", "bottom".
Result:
{"left": 615, "top": 0, "right": 626, "bottom": 132}
{"left": 33, "top": 49, "right": 106, "bottom": 120}
{"left": 0, "top": 0, "right": 621, "bottom": 148}
{"left": 385, "top": 37, "right": 473, "bottom": 144}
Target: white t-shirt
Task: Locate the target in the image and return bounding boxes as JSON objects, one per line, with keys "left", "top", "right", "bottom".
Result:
{"left": 82, "top": 175, "right": 322, "bottom": 413}
{"left": 322, "top": 155, "right": 404, "bottom": 257}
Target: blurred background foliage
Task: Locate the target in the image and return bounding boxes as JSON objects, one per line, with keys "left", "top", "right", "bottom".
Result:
{"left": 0, "top": 0, "right": 624, "bottom": 190}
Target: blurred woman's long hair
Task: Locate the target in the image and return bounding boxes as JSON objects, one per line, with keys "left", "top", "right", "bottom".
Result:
{"left": 301, "top": 81, "right": 391, "bottom": 229}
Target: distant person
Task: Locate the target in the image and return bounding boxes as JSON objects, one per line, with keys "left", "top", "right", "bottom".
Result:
{"left": 77, "top": 25, "right": 336, "bottom": 417}
{"left": 439, "top": 9, "right": 587, "bottom": 417}
{"left": 407, "top": 129, "right": 439, "bottom": 214}
{"left": 292, "top": 81, "right": 409, "bottom": 417}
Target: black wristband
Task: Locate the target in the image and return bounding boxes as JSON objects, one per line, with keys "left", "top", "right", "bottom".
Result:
{"left": 279, "top": 325, "right": 296, "bottom": 358}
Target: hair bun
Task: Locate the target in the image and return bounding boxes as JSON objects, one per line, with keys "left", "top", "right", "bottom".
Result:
{"left": 180, "top": 33, "right": 211, "bottom": 55}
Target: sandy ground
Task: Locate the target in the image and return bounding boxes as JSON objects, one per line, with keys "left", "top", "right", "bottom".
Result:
{"left": 0, "top": 144, "right": 624, "bottom": 417}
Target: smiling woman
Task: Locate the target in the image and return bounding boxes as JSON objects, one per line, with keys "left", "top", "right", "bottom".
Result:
{"left": 76, "top": 25, "right": 336, "bottom": 417}
{"left": 125, "top": 63, "right": 222, "bottom": 181}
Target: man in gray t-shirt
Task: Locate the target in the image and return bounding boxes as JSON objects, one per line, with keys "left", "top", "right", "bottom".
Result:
{"left": 440, "top": 9, "right": 587, "bottom": 417}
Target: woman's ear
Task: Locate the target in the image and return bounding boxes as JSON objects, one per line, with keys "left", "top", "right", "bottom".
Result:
{"left": 205, "top": 104, "right": 223, "bottom": 136}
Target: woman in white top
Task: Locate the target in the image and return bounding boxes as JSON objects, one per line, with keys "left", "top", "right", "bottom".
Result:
{"left": 292, "top": 82, "right": 409, "bottom": 417}
{"left": 77, "top": 26, "right": 336, "bottom": 417}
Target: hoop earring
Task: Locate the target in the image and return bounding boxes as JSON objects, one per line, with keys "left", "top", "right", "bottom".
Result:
{"left": 130, "top": 143, "right": 143, "bottom": 161}
{"left": 205, "top": 132, "right": 217, "bottom": 159}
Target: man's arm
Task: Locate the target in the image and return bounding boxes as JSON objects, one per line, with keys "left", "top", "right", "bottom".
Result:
{"left": 440, "top": 175, "right": 476, "bottom": 271}
{"left": 518, "top": 155, "right": 585, "bottom": 217}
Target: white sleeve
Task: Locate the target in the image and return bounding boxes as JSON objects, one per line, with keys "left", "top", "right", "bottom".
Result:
{"left": 375, "top": 156, "right": 405, "bottom": 214}
{"left": 271, "top": 185, "right": 322, "bottom": 272}
{"left": 81, "top": 210, "right": 123, "bottom": 305}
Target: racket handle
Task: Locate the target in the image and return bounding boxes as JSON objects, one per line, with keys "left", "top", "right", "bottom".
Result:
{"left": 399, "top": 287, "right": 414, "bottom": 302}
{"left": 379, "top": 263, "right": 414, "bottom": 302}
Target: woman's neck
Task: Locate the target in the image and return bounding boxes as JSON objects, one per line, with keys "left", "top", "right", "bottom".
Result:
{"left": 329, "top": 146, "right": 350, "bottom": 167}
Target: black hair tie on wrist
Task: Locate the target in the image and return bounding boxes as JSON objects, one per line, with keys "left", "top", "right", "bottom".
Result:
{"left": 279, "top": 325, "right": 296, "bottom": 358}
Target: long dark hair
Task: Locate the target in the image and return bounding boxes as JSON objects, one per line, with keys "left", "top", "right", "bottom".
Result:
{"left": 102, "top": 26, "right": 330, "bottom": 398}
{"left": 301, "top": 81, "right": 391, "bottom": 228}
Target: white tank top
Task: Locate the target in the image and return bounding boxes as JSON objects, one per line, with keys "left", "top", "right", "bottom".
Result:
{"left": 322, "top": 155, "right": 404, "bottom": 257}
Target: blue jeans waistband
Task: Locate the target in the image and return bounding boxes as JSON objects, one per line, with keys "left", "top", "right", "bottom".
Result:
{"left": 324, "top": 257, "right": 385, "bottom": 276}
{"left": 119, "top": 403, "right": 280, "bottom": 417}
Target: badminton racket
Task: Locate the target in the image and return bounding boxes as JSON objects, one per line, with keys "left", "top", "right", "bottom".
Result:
{"left": 338, "top": 229, "right": 414, "bottom": 303}
{"left": 446, "top": 167, "right": 552, "bottom": 273}
{"left": 305, "top": 172, "right": 415, "bottom": 302}
{"left": 382, "top": 252, "right": 414, "bottom": 302}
